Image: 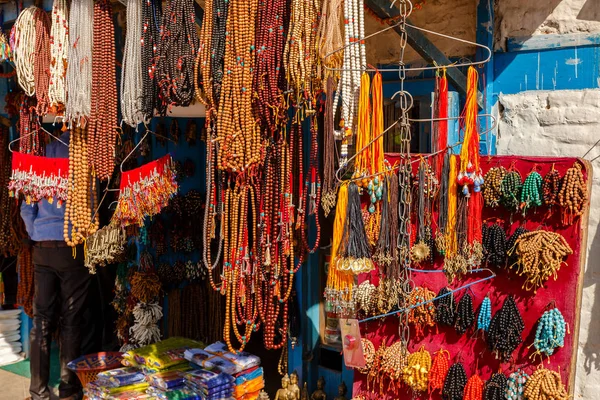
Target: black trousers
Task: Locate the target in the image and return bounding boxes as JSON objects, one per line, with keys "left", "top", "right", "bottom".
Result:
{"left": 29, "top": 245, "right": 90, "bottom": 400}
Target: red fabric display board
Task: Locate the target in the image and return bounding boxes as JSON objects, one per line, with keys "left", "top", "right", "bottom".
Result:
{"left": 8, "top": 151, "right": 69, "bottom": 205}
{"left": 352, "top": 155, "right": 590, "bottom": 399}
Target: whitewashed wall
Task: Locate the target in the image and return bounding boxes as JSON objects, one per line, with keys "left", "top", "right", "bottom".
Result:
{"left": 498, "top": 90, "right": 600, "bottom": 399}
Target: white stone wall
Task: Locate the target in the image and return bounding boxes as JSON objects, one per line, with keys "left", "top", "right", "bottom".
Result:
{"left": 498, "top": 90, "right": 600, "bottom": 399}
{"left": 495, "top": 0, "right": 600, "bottom": 49}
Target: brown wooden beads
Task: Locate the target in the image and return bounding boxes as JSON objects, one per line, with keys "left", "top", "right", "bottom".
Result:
{"left": 558, "top": 162, "right": 588, "bottom": 225}
{"left": 524, "top": 367, "right": 568, "bottom": 400}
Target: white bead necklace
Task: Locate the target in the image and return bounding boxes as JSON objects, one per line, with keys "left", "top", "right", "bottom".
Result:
{"left": 121, "top": 0, "right": 146, "bottom": 128}
{"left": 48, "top": 0, "right": 69, "bottom": 109}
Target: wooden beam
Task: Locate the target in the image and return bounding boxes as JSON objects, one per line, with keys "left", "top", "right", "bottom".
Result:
{"left": 506, "top": 32, "right": 600, "bottom": 52}
{"left": 365, "top": 0, "right": 484, "bottom": 108}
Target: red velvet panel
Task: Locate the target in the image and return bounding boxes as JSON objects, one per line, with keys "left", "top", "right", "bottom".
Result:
{"left": 352, "top": 155, "right": 587, "bottom": 399}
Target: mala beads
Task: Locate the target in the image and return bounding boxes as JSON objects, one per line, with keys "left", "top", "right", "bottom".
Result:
{"left": 435, "top": 287, "right": 456, "bottom": 327}
{"left": 402, "top": 346, "right": 431, "bottom": 393}
{"left": 510, "top": 230, "right": 572, "bottom": 292}
{"left": 442, "top": 362, "right": 468, "bottom": 400}
{"left": 353, "top": 280, "right": 377, "bottom": 317}
{"left": 500, "top": 169, "right": 523, "bottom": 212}
{"left": 130, "top": 270, "right": 162, "bottom": 304}
{"left": 464, "top": 373, "right": 484, "bottom": 400}
{"left": 482, "top": 223, "right": 507, "bottom": 268}
{"left": 532, "top": 306, "right": 567, "bottom": 358}
{"left": 428, "top": 349, "right": 450, "bottom": 394}
{"left": 483, "top": 166, "right": 507, "bottom": 208}
{"left": 89, "top": 0, "right": 118, "bottom": 181}
{"left": 155, "top": 0, "right": 199, "bottom": 111}
{"left": 455, "top": 292, "right": 475, "bottom": 335}
{"left": 520, "top": 168, "right": 543, "bottom": 215}
{"left": 357, "top": 338, "right": 375, "bottom": 374}
{"left": 141, "top": 0, "right": 162, "bottom": 120}
{"left": 65, "top": 0, "right": 93, "bottom": 124}
{"left": 506, "top": 369, "right": 529, "bottom": 400}
{"left": 558, "top": 162, "right": 588, "bottom": 225}
{"left": 0, "top": 129, "right": 24, "bottom": 257}
{"left": 524, "top": 367, "right": 568, "bottom": 400}
{"left": 121, "top": 0, "right": 145, "bottom": 127}
{"left": 17, "top": 246, "right": 35, "bottom": 318}
{"left": 542, "top": 166, "right": 561, "bottom": 209}
{"left": 32, "top": 7, "right": 51, "bottom": 116}
{"left": 12, "top": 7, "right": 39, "bottom": 97}
{"left": 507, "top": 226, "right": 529, "bottom": 263}
{"left": 380, "top": 341, "right": 409, "bottom": 391}
{"left": 487, "top": 296, "right": 524, "bottom": 361}
{"left": 477, "top": 296, "right": 492, "bottom": 332}
{"left": 64, "top": 126, "right": 99, "bottom": 247}
{"left": 484, "top": 373, "right": 507, "bottom": 400}
{"left": 48, "top": 0, "right": 68, "bottom": 111}
{"left": 407, "top": 287, "right": 436, "bottom": 338}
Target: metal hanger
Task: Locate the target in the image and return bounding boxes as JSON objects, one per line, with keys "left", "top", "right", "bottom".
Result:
{"left": 8, "top": 117, "right": 68, "bottom": 152}
{"left": 120, "top": 129, "right": 150, "bottom": 173}
{"left": 323, "top": 1, "right": 492, "bottom": 73}
{"left": 335, "top": 113, "right": 498, "bottom": 183}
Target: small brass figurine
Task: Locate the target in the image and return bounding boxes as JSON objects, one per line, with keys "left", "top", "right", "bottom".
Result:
{"left": 301, "top": 382, "right": 309, "bottom": 400}
{"left": 258, "top": 390, "right": 270, "bottom": 400}
{"left": 275, "top": 374, "right": 291, "bottom": 400}
{"left": 311, "top": 376, "right": 327, "bottom": 400}
{"left": 333, "top": 381, "right": 348, "bottom": 400}
{"left": 289, "top": 371, "right": 301, "bottom": 400}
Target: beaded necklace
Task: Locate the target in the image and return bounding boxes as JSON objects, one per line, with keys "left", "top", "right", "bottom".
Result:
{"left": 428, "top": 349, "right": 450, "bottom": 395}
{"left": 484, "top": 373, "right": 508, "bottom": 400}
{"left": 89, "top": 0, "right": 117, "bottom": 181}
{"left": 483, "top": 166, "right": 507, "bottom": 208}
{"left": 443, "top": 362, "right": 468, "bottom": 400}
{"left": 380, "top": 341, "right": 409, "bottom": 393}
{"left": 464, "top": 372, "right": 484, "bottom": 400}
{"left": 155, "top": 0, "right": 199, "bottom": 112}
{"left": 65, "top": 0, "right": 93, "bottom": 125}
{"left": 407, "top": 286, "right": 436, "bottom": 338}
{"left": 12, "top": 7, "right": 38, "bottom": 97}
{"left": 48, "top": 0, "right": 68, "bottom": 113}
{"left": 121, "top": 0, "right": 145, "bottom": 127}
{"left": 520, "top": 167, "right": 543, "bottom": 216}
{"left": 0, "top": 127, "right": 24, "bottom": 257}
{"left": 487, "top": 295, "right": 524, "bottom": 361}
{"left": 140, "top": 0, "right": 162, "bottom": 120}
{"left": 506, "top": 369, "right": 529, "bottom": 400}
{"left": 532, "top": 305, "right": 567, "bottom": 359}
{"left": 558, "top": 162, "right": 588, "bottom": 225}
{"left": 482, "top": 223, "right": 507, "bottom": 268}
{"left": 477, "top": 295, "right": 492, "bottom": 332}
{"left": 435, "top": 287, "right": 456, "bottom": 326}
{"left": 500, "top": 166, "right": 523, "bottom": 212}
{"left": 542, "top": 166, "right": 561, "bottom": 210}
{"left": 32, "top": 7, "right": 51, "bottom": 117}
{"left": 322, "top": 77, "right": 337, "bottom": 216}
{"left": 524, "top": 367, "right": 568, "bottom": 400}
{"left": 18, "top": 95, "right": 44, "bottom": 156}
{"left": 455, "top": 292, "right": 475, "bottom": 335}
{"left": 403, "top": 346, "right": 431, "bottom": 393}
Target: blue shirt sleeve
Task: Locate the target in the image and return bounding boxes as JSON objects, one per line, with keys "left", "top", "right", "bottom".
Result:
{"left": 20, "top": 201, "right": 38, "bottom": 239}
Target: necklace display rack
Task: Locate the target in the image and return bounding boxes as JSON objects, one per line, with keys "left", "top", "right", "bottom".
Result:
{"left": 320, "top": 1, "right": 591, "bottom": 399}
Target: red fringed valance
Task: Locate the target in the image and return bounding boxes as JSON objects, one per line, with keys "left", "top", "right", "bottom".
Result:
{"left": 112, "top": 154, "right": 178, "bottom": 227}
{"left": 8, "top": 151, "right": 69, "bottom": 206}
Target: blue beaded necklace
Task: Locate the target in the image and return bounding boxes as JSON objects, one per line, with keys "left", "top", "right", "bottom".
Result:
{"left": 533, "top": 307, "right": 567, "bottom": 357}
{"left": 477, "top": 295, "right": 491, "bottom": 332}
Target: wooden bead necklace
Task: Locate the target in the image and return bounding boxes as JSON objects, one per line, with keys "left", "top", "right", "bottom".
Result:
{"left": 402, "top": 345, "right": 431, "bottom": 393}
{"left": 0, "top": 128, "right": 25, "bottom": 257}
{"left": 484, "top": 372, "right": 508, "bottom": 400}
{"left": 464, "top": 373, "right": 484, "bottom": 400}
{"left": 89, "top": 0, "right": 117, "bottom": 181}
{"left": 506, "top": 369, "right": 528, "bottom": 400}
{"left": 483, "top": 166, "right": 507, "bottom": 208}
{"left": 32, "top": 6, "right": 51, "bottom": 116}
{"left": 434, "top": 287, "right": 456, "bottom": 327}
{"left": 524, "top": 367, "right": 568, "bottom": 400}
{"left": 558, "top": 162, "right": 587, "bottom": 225}
{"left": 16, "top": 245, "right": 34, "bottom": 317}
{"left": 442, "top": 362, "right": 468, "bottom": 400}
{"left": 428, "top": 349, "right": 450, "bottom": 394}
{"left": 510, "top": 230, "right": 572, "bottom": 292}
{"left": 520, "top": 167, "right": 543, "bottom": 215}
{"left": 18, "top": 95, "right": 44, "bottom": 156}
{"left": 407, "top": 286, "right": 436, "bottom": 338}
{"left": 64, "top": 125, "right": 99, "bottom": 247}
{"left": 454, "top": 292, "right": 475, "bottom": 335}
{"left": 487, "top": 295, "right": 524, "bottom": 361}
{"left": 542, "top": 166, "right": 561, "bottom": 209}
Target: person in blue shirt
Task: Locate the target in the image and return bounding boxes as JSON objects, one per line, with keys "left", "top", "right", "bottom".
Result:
{"left": 21, "top": 132, "right": 89, "bottom": 400}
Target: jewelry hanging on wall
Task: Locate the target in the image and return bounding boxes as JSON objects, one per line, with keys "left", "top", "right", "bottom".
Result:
{"left": 558, "top": 162, "right": 588, "bottom": 225}
{"left": 487, "top": 295, "right": 524, "bottom": 361}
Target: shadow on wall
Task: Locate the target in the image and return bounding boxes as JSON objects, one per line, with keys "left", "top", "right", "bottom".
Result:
{"left": 583, "top": 222, "right": 600, "bottom": 374}
{"left": 578, "top": 0, "right": 600, "bottom": 22}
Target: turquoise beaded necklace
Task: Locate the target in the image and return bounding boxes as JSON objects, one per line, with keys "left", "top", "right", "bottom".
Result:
{"left": 533, "top": 306, "right": 567, "bottom": 358}
{"left": 477, "top": 295, "right": 491, "bottom": 332}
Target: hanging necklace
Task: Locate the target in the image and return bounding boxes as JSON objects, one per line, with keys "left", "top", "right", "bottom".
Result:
{"left": 121, "top": 0, "right": 145, "bottom": 127}
{"left": 48, "top": 0, "right": 68, "bottom": 113}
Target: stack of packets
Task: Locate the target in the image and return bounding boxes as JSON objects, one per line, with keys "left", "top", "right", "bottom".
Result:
{"left": 184, "top": 342, "right": 265, "bottom": 400}
{"left": 84, "top": 337, "right": 202, "bottom": 400}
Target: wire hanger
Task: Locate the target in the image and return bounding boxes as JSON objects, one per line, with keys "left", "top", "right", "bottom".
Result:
{"left": 323, "top": 1, "right": 492, "bottom": 73}
{"left": 8, "top": 117, "right": 68, "bottom": 152}
{"left": 335, "top": 113, "right": 498, "bottom": 183}
{"left": 120, "top": 129, "right": 150, "bottom": 173}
